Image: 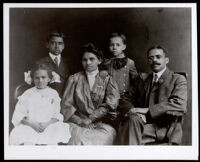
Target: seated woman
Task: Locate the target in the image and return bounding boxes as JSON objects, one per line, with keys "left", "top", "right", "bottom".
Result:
{"left": 61, "top": 43, "right": 120, "bottom": 145}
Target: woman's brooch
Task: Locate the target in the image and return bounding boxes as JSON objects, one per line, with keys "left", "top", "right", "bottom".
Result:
{"left": 99, "top": 70, "right": 108, "bottom": 80}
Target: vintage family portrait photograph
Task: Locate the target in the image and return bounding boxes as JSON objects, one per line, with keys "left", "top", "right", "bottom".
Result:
{"left": 3, "top": 3, "right": 198, "bottom": 160}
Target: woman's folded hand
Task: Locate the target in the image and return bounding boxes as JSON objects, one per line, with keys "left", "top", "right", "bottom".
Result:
{"left": 85, "top": 123, "right": 96, "bottom": 129}
{"left": 79, "top": 118, "right": 92, "bottom": 127}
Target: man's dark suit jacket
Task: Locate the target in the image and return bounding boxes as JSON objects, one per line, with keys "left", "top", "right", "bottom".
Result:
{"left": 120, "top": 67, "right": 187, "bottom": 144}
{"left": 35, "top": 56, "right": 70, "bottom": 97}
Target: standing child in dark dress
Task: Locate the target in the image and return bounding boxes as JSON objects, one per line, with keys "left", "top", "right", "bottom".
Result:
{"left": 103, "top": 33, "right": 138, "bottom": 96}
{"left": 102, "top": 33, "right": 139, "bottom": 141}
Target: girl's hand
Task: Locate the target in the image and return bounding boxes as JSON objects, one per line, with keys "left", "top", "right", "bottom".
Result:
{"left": 39, "top": 118, "right": 58, "bottom": 130}
{"left": 21, "top": 117, "right": 44, "bottom": 133}
{"left": 39, "top": 122, "right": 49, "bottom": 131}
{"left": 30, "top": 122, "right": 44, "bottom": 133}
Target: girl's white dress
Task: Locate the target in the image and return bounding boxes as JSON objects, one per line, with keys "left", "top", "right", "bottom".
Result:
{"left": 9, "top": 86, "right": 71, "bottom": 145}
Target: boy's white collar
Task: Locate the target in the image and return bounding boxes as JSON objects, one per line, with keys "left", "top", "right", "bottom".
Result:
{"left": 49, "top": 52, "right": 61, "bottom": 60}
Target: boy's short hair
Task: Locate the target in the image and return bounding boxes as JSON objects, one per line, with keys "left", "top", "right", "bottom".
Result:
{"left": 81, "top": 43, "right": 104, "bottom": 60}
{"left": 31, "top": 63, "right": 53, "bottom": 79}
{"left": 147, "top": 45, "right": 168, "bottom": 57}
{"left": 46, "top": 30, "right": 65, "bottom": 42}
{"left": 109, "top": 33, "right": 127, "bottom": 45}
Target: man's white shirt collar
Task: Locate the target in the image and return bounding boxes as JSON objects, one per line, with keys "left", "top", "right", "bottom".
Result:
{"left": 49, "top": 53, "right": 61, "bottom": 65}
{"left": 153, "top": 66, "right": 166, "bottom": 82}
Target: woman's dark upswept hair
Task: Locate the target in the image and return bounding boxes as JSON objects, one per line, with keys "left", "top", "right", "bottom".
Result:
{"left": 81, "top": 43, "right": 104, "bottom": 60}
{"left": 30, "top": 63, "right": 53, "bottom": 80}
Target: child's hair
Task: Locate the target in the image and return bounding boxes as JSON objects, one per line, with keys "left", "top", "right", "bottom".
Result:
{"left": 81, "top": 43, "right": 104, "bottom": 60}
{"left": 31, "top": 63, "right": 53, "bottom": 80}
{"left": 109, "top": 33, "right": 127, "bottom": 45}
{"left": 46, "top": 30, "right": 66, "bottom": 43}
{"left": 147, "top": 45, "right": 168, "bottom": 57}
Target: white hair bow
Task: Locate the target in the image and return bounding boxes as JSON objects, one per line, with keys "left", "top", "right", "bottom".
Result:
{"left": 50, "top": 71, "right": 61, "bottom": 83}
{"left": 24, "top": 70, "right": 32, "bottom": 85}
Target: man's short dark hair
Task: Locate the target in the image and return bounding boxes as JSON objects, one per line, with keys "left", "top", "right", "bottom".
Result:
{"left": 147, "top": 45, "right": 168, "bottom": 57}
{"left": 46, "top": 31, "right": 65, "bottom": 42}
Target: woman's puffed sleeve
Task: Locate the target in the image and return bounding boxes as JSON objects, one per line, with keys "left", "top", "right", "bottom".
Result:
{"left": 61, "top": 75, "right": 82, "bottom": 123}
{"left": 104, "top": 76, "right": 120, "bottom": 110}
{"left": 99, "top": 58, "right": 111, "bottom": 71}
{"left": 129, "top": 59, "right": 138, "bottom": 83}
{"left": 52, "top": 92, "right": 63, "bottom": 121}
{"left": 90, "top": 76, "right": 120, "bottom": 121}
{"left": 12, "top": 94, "right": 29, "bottom": 126}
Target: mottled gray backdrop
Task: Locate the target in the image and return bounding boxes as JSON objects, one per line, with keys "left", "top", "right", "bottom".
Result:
{"left": 9, "top": 8, "right": 192, "bottom": 145}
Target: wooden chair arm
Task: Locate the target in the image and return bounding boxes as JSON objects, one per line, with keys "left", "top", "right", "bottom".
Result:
{"left": 166, "top": 111, "right": 184, "bottom": 117}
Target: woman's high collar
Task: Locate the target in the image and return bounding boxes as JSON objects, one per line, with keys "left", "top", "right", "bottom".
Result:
{"left": 85, "top": 69, "right": 99, "bottom": 76}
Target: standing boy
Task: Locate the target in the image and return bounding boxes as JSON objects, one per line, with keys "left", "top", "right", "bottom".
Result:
{"left": 25, "top": 31, "right": 70, "bottom": 97}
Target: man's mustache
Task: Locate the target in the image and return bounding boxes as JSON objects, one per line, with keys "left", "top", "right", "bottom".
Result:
{"left": 152, "top": 62, "right": 160, "bottom": 65}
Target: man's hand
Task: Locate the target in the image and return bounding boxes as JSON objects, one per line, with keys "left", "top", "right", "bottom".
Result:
{"left": 166, "top": 111, "right": 184, "bottom": 117}
{"left": 128, "top": 108, "right": 149, "bottom": 115}
{"left": 127, "top": 108, "right": 148, "bottom": 123}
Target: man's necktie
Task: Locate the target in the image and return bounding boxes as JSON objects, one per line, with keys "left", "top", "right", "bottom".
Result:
{"left": 152, "top": 74, "right": 158, "bottom": 86}
{"left": 54, "top": 57, "right": 59, "bottom": 67}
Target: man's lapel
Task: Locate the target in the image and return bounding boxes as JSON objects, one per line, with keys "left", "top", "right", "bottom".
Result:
{"left": 46, "top": 56, "right": 67, "bottom": 79}
{"left": 142, "top": 67, "right": 171, "bottom": 107}
{"left": 159, "top": 67, "right": 171, "bottom": 81}
{"left": 46, "top": 56, "right": 57, "bottom": 70}
{"left": 151, "top": 67, "right": 170, "bottom": 92}
{"left": 152, "top": 68, "right": 170, "bottom": 91}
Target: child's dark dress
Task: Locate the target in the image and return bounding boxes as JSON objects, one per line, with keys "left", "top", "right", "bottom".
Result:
{"left": 103, "top": 57, "right": 138, "bottom": 95}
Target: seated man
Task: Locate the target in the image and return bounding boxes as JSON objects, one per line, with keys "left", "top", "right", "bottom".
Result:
{"left": 117, "top": 45, "right": 187, "bottom": 145}
{"left": 24, "top": 31, "right": 70, "bottom": 97}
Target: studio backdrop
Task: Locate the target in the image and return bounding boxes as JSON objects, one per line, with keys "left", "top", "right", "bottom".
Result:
{"left": 9, "top": 8, "right": 192, "bottom": 145}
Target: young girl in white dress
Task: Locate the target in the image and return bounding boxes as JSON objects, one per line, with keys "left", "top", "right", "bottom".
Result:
{"left": 9, "top": 64, "right": 71, "bottom": 145}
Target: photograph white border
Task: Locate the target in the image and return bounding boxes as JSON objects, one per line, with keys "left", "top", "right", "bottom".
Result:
{"left": 3, "top": 3, "right": 199, "bottom": 160}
